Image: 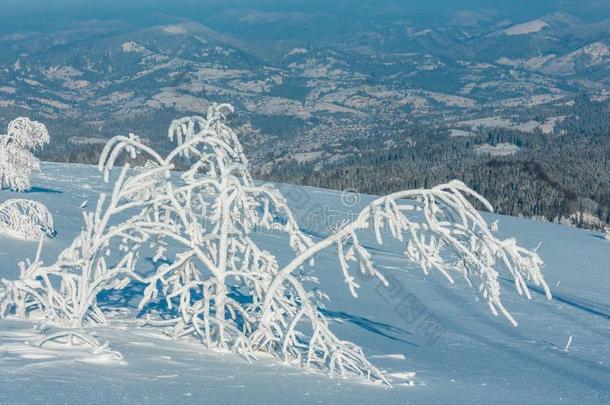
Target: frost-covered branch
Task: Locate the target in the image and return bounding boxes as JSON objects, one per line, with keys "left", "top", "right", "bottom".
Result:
{"left": 259, "top": 181, "right": 551, "bottom": 329}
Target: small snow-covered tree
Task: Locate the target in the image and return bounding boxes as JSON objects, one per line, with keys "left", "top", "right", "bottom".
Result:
{"left": 0, "top": 117, "right": 50, "bottom": 192}
{"left": 0, "top": 198, "right": 54, "bottom": 240}
{"left": 97, "top": 104, "right": 313, "bottom": 354}
{"left": 0, "top": 164, "right": 177, "bottom": 327}
{"left": 605, "top": 227, "right": 610, "bottom": 242}
{"left": 0, "top": 104, "right": 552, "bottom": 386}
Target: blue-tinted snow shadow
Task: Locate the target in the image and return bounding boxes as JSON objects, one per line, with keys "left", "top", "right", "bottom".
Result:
{"left": 96, "top": 255, "right": 418, "bottom": 347}
{"left": 499, "top": 276, "right": 610, "bottom": 341}
{"left": 98, "top": 278, "right": 183, "bottom": 320}
{"left": 97, "top": 257, "right": 176, "bottom": 316}
{"left": 503, "top": 277, "right": 610, "bottom": 321}
{"left": 24, "top": 186, "right": 63, "bottom": 194}
{"left": 421, "top": 273, "right": 610, "bottom": 393}
{"left": 587, "top": 234, "right": 608, "bottom": 241}
{"left": 322, "top": 309, "right": 418, "bottom": 346}
{"left": 439, "top": 310, "right": 610, "bottom": 393}
{"left": 98, "top": 256, "right": 244, "bottom": 320}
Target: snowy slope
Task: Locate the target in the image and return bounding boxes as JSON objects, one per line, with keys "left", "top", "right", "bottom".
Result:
{"left": 0, "top": 162, "right": 609, "bottom": 404}
{"left": 541, "top": 42, "right": 610, "bottom": 76}
{"left": 503, "top": 19, "right": 548, "bottom": 36}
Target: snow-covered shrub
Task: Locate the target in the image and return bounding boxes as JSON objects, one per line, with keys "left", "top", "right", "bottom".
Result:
{"left": 0, "top": 198, "right": 54, "bottom": 240}
{"left": 0, "top": 117, "right": 50, "bottom": 191}
{"left": 98, "top": 105, "right": 314, "bottom": 354}
{"left": 605, "top": 227, "right": 610, "bottom": 242}
{"left": 0, "top": 104, "right": 552, "bottom": 386}
{"left": 0, "top": 165, "right": 176, "bottom": 326}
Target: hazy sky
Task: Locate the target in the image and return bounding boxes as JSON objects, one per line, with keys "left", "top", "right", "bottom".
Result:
{"left": 0, "top": 0, "right": 607, "bottom": 32}
{"left": 0, "top": 0, "right": 564, "bottom": 18}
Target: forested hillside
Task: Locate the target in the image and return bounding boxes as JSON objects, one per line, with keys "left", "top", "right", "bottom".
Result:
{"left": 258, "top": 97, "right": 610, "bottom": 229}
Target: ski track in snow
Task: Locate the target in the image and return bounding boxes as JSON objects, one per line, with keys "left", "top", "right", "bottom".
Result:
{"left": 0, "top": 162, "right": 609, "bottom": 404}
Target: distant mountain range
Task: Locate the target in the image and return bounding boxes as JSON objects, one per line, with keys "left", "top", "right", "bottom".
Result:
{"left": 0, "top": 5, "right": 610, "bottom": 166}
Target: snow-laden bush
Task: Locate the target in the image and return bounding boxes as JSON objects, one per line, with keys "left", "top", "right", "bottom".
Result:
{"left": 605, "top": 227, "right": 610, "bottom": 242}
{"left": 0, "top": 117, "right": 50, "bottom": 191}
{"left": 0, "top": 104, "right": 552, "bottom": 386}
{"left": 0, "top": 198, "right": 54, "bottom": 240}
{"left": 0, "top": 166, "right": 173, "bottom": 327}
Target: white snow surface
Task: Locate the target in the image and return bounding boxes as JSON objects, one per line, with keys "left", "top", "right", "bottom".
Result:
{"left": 503, "top": 19, "right": 548, "bottom": 36}
{"left": 0, "top": 162, "right": 609, "bottom": 404}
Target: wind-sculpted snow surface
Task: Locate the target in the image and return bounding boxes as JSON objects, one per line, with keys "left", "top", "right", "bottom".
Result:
{"left": 0, "top": 117, "right": 50, "bottom": 192}
{"left": 0, "top": 104, "right": 552, "bottom": 386}
{"left": 0, "top": 198, "right": 54, "bottom": 240}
